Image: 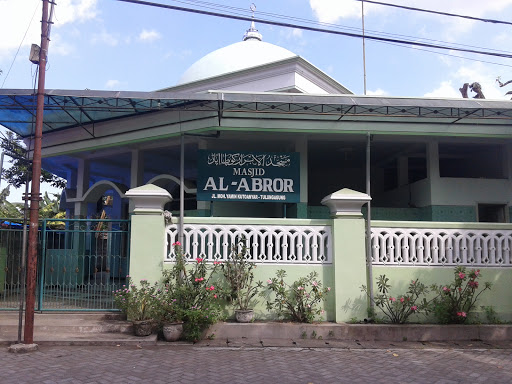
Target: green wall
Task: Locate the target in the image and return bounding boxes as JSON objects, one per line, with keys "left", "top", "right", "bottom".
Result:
{"left": 309, "top": 205, "right": 477, "bottom": 222}
{"left": 162, "top": 263, "right": 337, "bottom": 322}
{"left": 372, "top": 266, "right": 512, "bottom": 322}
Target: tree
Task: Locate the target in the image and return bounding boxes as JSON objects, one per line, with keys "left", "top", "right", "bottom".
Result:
{"left": 39, "top": 191, "right": 65, "bottom": 219}
{"left": 0, "top": 131, "right": 66, "bottom": 189}
{"left": 0, "top": 187, "right": 23, "bottom": 218}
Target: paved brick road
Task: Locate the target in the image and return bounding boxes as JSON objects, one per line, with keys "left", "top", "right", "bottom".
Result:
{"left": 1, "top": 345, "right": 511, "bottom": 384}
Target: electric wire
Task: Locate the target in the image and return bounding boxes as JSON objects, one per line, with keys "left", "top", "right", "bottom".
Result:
{"left": 116, "top": 0, "right": 512, "bottom": 60}
{"left": 380, "top": 40, "right": 512, "bottom": 69}
{"left": 1, "top": 1, "right": 41, "bottom": 89}
{"left": 354, "top": 0, "right": 512, "bottom": 27}
{"left": 158, "top": 0, "right": 512, "bottom": 72}
{"left": 167, "top": 0, "right": 512, "bottom": 55}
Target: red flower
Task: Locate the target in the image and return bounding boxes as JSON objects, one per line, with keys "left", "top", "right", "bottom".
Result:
{"left": 173, "top": 241, "right": 181, "bottom": 246}
{"left": 196, "top": 258, "right": 203, "bottom": 263}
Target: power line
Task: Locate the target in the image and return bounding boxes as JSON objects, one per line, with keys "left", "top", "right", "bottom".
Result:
{"left": 116, "top": 0, "right": 512, "bottom": 60}
{"left": 170, "top": 0, "right": 512, "bottom": 56}
{"left": 1, "top": 2, "right": 41, "bottom": 88}
{"left": 354, "top": 0, "right": 512, "bottom": 27}
{"left": 381, "top": 41, "right": 512, "bottom": 68}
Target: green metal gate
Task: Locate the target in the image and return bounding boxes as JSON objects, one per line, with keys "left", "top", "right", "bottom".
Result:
{"left": 0, "top": 218, "right": 130, "bottom": 311}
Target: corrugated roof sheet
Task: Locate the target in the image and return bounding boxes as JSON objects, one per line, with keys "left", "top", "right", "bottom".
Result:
{"left": 1, "top": 89, "right": 511, "bottom": 137}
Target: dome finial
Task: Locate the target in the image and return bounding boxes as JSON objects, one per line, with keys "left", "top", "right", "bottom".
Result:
{"left": 243, "top": 3, "right": 262, "bottom": 41}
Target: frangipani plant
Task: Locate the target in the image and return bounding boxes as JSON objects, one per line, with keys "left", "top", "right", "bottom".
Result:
{"left": 113, "top": 278, "right": 158, "bottom": 321}
{"left": 220, "top": 236, "right": 260, "bottom": 311}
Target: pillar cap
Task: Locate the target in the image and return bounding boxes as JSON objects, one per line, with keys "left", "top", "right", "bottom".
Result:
{"left": 125, "top": 184, "right": 172, "bottom": 214}
{"left": 321, "top": 188, "right": 371, "bottom": 217}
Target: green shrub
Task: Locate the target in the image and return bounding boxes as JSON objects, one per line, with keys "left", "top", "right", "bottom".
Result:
{"left": 362, "top": 275, "right": 430, "bottom": 324}
{"left": 160, "top": 242, "right": 224, "bottom": 341}
{"left": 430, "top": 267, "right": 491, "bottom": 324}
{"left": 261, "top": 269, "right": 330, "bottom": 323}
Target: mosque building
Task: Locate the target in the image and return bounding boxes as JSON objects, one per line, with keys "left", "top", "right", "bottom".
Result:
{"left": 32, "top": 20, "right": 512, "bottom": 224}
{"left": 0, "top": 21, "right": 511, "bottom": 319}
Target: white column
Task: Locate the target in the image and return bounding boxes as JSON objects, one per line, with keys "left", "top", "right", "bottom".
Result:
{"left": 427, "top": 140, "right": 439, "bottom": 206}
{"left": 296, "top": 135, "right": 308, "bottom": 203}
{"left": 74, "top": 159, "right": 89, "bottom": 218}
{"left": 427, "top": 141, "right": 440, "bottom": 180}
{"left": 398, "top": 156, "right": 408, "bottom": 187}
{"left": 295, "top": 135, "right": 308, "bottom": 218}
{"left": 130, "top": 149, "right": 144, "bottom": 188}
{"left": 129, "top": 150, "right": 145, "bottom": 212}
{"left": 197, "top": 139, "right": 210, "bottom": 213}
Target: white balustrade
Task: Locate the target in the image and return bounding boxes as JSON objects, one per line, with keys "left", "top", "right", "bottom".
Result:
{"left": 166, "top": 223, "right": 332, "bottom": 264}
{"left": 371, "top": 227, "right": 512, "bottom": 266}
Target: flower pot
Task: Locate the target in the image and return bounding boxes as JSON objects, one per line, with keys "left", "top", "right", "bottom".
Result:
{"left": 162, "top": 322, "right": 184, "bottom": 342}
{"left": 133, "top": 320, "right": 153, "bottom": 336}
{"left": 235, "top": 309, "right": 254, "bottom": 323}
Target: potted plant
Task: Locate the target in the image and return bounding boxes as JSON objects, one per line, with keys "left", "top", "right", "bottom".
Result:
{"left": 160, "top": 242, "right": 223, "bottom": 341}
{"left": 113, "top": 277, "right": 158, "bottom": 336}
{"left": 220, "top": 236, "right": 260, "bottom": 322}
{"left": 155, "top": 284, "right": 184, "bottom": 342}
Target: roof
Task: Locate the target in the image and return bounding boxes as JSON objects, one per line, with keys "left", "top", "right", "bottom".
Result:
{"left": 1, "top": 88, "right": 512, "bottom": 138}
{"left": 161, "top": 56, "right": 353, "bottom": 95}
{"left": 177, "top": 39, "right": 297, "bottom": 85}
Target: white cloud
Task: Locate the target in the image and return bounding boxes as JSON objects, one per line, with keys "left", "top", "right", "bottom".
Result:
{"left": 138, "top": 29, "right": 161, "bottom": 43}
{"left": 415, "top": 0, "right": 512, "bottom": 17}
{"left": 366, "top": 88, "right": 389, "bottom": 96}
{"left": 105, "top": 79, "right": 121, "bottom": 89}
{"left": 424, "top": 63, "right": 512, "bottom": 99}
{"left": 292, "top": 28, "right": 303, "bottom": 38}
{"left": 423, "top": 81, "right": 460, "bottom": 98}
{"left": 309, "top": 0, "right": 512, "bottom": 36}
{"left": 52, "top": 0, "right": 98, "bottom": 25}
{"left": 0, "top": 0, "right": 98, "bottom": 61}
{"left": 163, "top": 49, "right": 192, "bottom": 61}
{"left": 455, "top": 64, "right": 506, "bottom": 99}
{"left": 91, "top": 30, "right": 118, "bottom": 46}
{"left": 280, "top": 28, "right": 303, "bottom": 41}
{"left": 309, "top": 0, "right": 363, "bottom": 23}
{"left": 49, "top": 33, "right": 74, "bottom": 56}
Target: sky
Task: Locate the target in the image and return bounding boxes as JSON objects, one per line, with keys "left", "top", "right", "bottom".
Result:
{"left": 1, "top": 0, "right": 512, "bottom": 201}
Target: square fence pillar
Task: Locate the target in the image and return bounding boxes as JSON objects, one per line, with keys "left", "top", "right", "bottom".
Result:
{"left": 125, "top": 184, "right": 172, "bottom": 284}
{"left": 322, "top": 188, "right": 371, "bottom": 322}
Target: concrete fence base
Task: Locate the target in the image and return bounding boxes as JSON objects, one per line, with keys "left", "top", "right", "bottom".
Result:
{"left": 208, "top": 322, "right": 512, "bottom": 342}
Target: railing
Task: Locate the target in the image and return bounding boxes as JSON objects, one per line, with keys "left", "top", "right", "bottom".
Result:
{"left": 371, "top": 222, "right": 512, "bottom": 266}
{"left": 166, "top": 219, "right": 332, "bottom": 264}
{"left": 0, "top": 218, "right": 131, "bottom": 311}
{"left": 0, "top": 219, "right": 38, "bottom": 310}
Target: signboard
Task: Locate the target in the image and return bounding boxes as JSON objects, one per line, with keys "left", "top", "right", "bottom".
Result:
{"left": 197, "top": 150, "right": 300, "bottom": 203}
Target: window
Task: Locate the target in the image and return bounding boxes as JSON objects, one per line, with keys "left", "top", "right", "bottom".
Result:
{"left": 478, "top": 204, "right": 507, "bottom": 223}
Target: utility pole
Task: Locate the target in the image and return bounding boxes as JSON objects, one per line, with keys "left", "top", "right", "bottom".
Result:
{"left": 362, "top": 0, "right": 367, "bottom": 95}
{"left": 24, "top": 0, "right": 50, "bottom": 345}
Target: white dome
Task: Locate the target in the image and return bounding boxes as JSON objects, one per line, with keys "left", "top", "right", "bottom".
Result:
{"left": 178, "top": 39, "right": 297, "bottom": 85}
